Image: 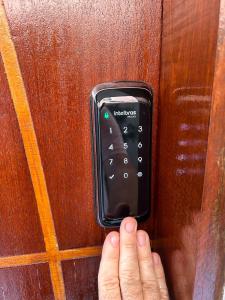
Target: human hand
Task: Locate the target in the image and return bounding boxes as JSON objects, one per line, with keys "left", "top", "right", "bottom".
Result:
{"left": 98, "top": 217, "right": 169, "bottom": 299}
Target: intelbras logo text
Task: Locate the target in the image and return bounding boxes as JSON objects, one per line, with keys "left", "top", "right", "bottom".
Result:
{"left": 113, "top": 110, "right": 136, "bottom": 117}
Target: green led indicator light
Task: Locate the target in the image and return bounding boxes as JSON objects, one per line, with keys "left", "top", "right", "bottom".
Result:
{"left": 104, "top": 112, "right": 110, "bottom": 119}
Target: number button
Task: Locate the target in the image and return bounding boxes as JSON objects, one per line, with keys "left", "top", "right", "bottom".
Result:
{"left": 109, "top": 127, "right": 113, "bottom": 134}
{"left": 124, "top": 142, "right": 128, "bottom": 150}
{"left": 138, "top": 126, "right": 143, "bottom": 133}
{"left": 123, "top": 173, "right": 129, "bottom": 179}
{"left": 138, "top": 157, "right": 143, "bottom": 163}
{"left": 109, "top": 158, "right": 114, "bottom": 165}
{"left": 123, "top": 157, "right": 128, "bottom": 164}
{"left": 123, "top": 126, "right": 128, "bottom": 134}
{"left": 108, "top": 144, "right": 114, "bottom": 150}
{"left": 137, "top": 172, "right": 143, "bottom": 178}
{"left": 138, "top": 142, "right": 143, "bottom": 149}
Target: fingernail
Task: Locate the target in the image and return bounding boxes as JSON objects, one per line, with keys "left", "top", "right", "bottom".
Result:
{"left": 153, "top": 253, "right": 160, "bottom": 265}
{"left": 137, "top": 232, "right": 146, "bottom": 247}
{"left": 125, "top": 221, "right": 136, "bottom": 233}
{"left": 110, "top": 234, "right": 119, "bottom": 248}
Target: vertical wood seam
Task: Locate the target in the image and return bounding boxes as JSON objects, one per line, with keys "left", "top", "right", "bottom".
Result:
{"left": 0, "top": 3, "right": 66, "bottom": 299}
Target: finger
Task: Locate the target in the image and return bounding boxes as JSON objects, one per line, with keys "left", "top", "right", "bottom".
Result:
{"left": 137, "top": 230, "right": 160, "bottom": 300}
{"left": 152, "top": 253, "right": 169, "bottom": 299}
{"left": 98, "top": 231, "right": 121, "bottom": 300}
{"left": 119, "top": 217, "right": 143, "bottom": 300}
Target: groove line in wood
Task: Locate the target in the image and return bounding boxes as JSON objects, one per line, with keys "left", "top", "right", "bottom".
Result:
{"left": 0, "top": 246, "right": 102, "bottom": 269}
{"left": 0, "top": 239, "right": 167, "bottom": 270}
{"left": 0, "top": 3, "right": 65, "bottom": 299}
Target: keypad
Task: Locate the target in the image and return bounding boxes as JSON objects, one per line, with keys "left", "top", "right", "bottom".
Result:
{"left": 100, "top": 100, "right": 151, "bottom": 220}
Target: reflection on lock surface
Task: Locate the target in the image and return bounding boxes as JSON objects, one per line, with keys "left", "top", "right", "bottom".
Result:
{"left": 91, "top": 81, "right": 153, "bottom": 227}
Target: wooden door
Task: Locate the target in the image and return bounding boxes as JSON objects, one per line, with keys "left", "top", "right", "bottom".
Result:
{"left": 0, "top": 0, "right": 224, "bottom": 299}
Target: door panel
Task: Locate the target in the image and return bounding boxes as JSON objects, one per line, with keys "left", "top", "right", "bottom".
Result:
{"left": 0, "top": 264, "right": 54, "bottom": 299}
{"left": 0, "top": 0, "right": 224, "bottom": 299}
{"left": 156, "top": 0, "right": 221, "bottom": 299}
{"left": 3, "top": 0, "right": 162, "bottom": 250}
{"left": 0, "top": 56, "right": 45, "bottom": 256}
{"left": 62, "top": 257, "right": 100, "bottom": 300}
{"left": 0, "top": 0, "right": 161, "bottom": 298}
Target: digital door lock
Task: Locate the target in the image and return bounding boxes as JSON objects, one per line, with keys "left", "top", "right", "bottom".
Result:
{"left": 90, "top": 81, "right": 153, "bottom": 227}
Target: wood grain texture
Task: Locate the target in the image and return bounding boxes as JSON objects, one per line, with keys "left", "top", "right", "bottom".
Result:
{"left": 3, "top": 0, "right": 162, "bottom": 250}
{"left": 156, "top": 0, "right": 220, "bottom": 298}
{"left": 0, "top": 4, "right": 65, "bottom": 298}
{"left": 59, "top": 246, "right": 102, "bottom": 261}
{"left": 193, "top": 0, "right": 225, "bottom": 298}
{"left": 62, "top": 257, "right": 101, "bottom": 300}
{"left": 0, "top": 246, "right": 101, "bottom": 270}
{"left": 0, "top": 263, "right": 54, "bottom": 299}
{"left": 0, "top": 253, "right": 48, "bottom": 269}
{"left": 0, "top": 55, "right": 45, "bottom": 256}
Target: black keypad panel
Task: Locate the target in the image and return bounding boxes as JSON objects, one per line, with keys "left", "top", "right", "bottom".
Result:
{"left": 99, "top": 99, "right": 151, "bottom": 221}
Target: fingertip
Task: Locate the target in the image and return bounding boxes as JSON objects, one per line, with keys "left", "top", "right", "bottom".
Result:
{"left": 120, "top": 217, "right": 137, "bottom": 233}
{"left": 101, "top": 231, "right": 120, "bottom": 259}
{"left": 152, "top": 252, "right": 161, "bottom": 266}
{"left": 107, "top": 231, "right": 120, "bottom": 248}
{"left": 137, "top": 230, "right": 147, "bottom": 247}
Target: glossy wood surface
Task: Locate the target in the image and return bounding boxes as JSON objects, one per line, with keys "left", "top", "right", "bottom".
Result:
{"left": 62, "top": 257, "right": 100, "bottom": 300}
{"left": 0, "top": 0, "right": 224, "bottom": 298}
{"left": 0, "top": 55, "right": 45, "bottom": 256}
{"left": 0, "top": 264, "right": 54, "bottom": 299}
{"left": 156, "top": 0, "right": 221, "bottom": 299}
{"left": 193, "top": 1, "right": 225, "bottom": 298}
{"left": 0, "top": 0, "right": 161, "bottom": 298}
{"left": 3, "top": 0, "right": 161, "bottom": 250}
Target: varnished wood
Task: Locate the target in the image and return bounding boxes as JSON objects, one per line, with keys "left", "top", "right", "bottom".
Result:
{"left": 3, "top": 0, "right": 162, "bottom": 249}
{"left": 0, "top": 253, "right": 48, "bottom": 269}
{"left": 0, "top": 4, "right": 65, "bottom": 298}
{"left": 156, "top": 0, "right": 221, "bottom": 299}
{"left": 0, "top": 30, "right": 45, "bottom": 257}
{"left": 193, "top": 0, "right": 225, "bottom": 298}
{"left": 0, "top": 246, "right": 101, "bottom": 270}
{"left": 59, "top": 246, "right": 102, "bottom": 261}
{"left": 0, "top": 264, "right": 54, "bottom": 299}
{"left": 62, "top": 257, "right": 100, "bottom": 300}
{"left": 0, "top": 0, "right": 224, "bottom": 299}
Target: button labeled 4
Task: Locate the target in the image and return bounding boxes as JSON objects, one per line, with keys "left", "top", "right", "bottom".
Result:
{"left": 108, "top": 144, "right": 114, "bottom": 150}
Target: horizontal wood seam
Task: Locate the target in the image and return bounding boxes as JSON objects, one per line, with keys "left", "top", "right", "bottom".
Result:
{"left": 0, "top": 247, "right": 102, "bottom": 269}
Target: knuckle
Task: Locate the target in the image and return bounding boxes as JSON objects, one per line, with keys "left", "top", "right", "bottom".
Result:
{"left": 120, "top": 269, "right": 140, "bottom": 284}
{"left": 121, "top": 279, "right": 142, "bottom": 298}
{"left": 120, "top": 270, "right": 142, "bottom": 292}
{"left": 142, "top": 278, "right": 159, "bottom": 292}
{"left": 123, "top": 241, "right": 136, "bottom": 250}
{"left": 139, "top": 255, "right": 152, "bottom": 264}
{"left": 98, "top": 275, "right": 119, "bottom": 292}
